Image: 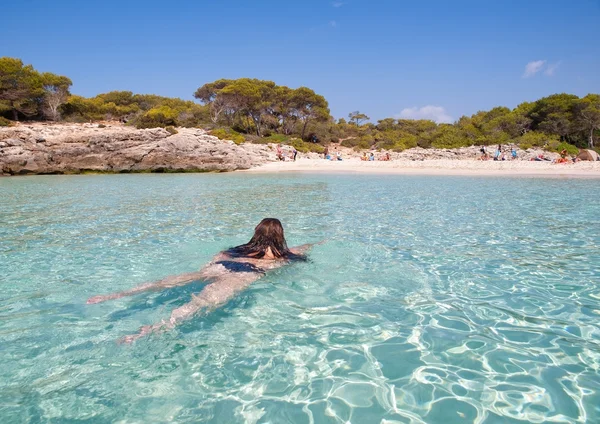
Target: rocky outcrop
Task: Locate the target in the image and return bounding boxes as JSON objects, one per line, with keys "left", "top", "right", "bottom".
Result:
{"left": 0, "top": 123, "right": 564, "bottom": 176}
{"left": 0, "top": 123, "right": 276, "bottom": 175}
{"left": 302, "top": 144, "right": 560, "bottom": 162}
{"left": 319, "top": 145, "right": 560, "bottom": 161}
{"left": 393, "top": 146, "right": 559, "bottom": 161}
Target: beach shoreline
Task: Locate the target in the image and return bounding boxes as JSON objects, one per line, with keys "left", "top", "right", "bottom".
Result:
{"left": 242, "top": 158, "right": 600, "bottom": 178}
{"left": 2, "top": 123, "right": 599, "bottom": 177}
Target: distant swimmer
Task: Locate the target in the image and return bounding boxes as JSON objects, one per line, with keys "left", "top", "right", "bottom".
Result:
{"left": 87, "top": 218, "right": 316, "bottom": 343}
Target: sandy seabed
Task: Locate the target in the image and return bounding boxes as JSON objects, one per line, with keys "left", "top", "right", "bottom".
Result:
{"left": 243, "top": 158, "right": 600, "bottom": 178}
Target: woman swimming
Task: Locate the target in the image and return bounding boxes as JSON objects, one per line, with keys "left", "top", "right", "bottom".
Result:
{"left": 87, "top": 218, "right": 314, "bottom": 343}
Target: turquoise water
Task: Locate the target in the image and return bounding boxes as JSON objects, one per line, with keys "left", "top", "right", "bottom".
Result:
{"left": 1, "top": 174, "right": 600, "bottom": 423}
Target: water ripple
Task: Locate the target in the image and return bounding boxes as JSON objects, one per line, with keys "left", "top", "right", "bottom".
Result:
{"left": 1, "top": 174, "right": 599, "bottom": 423}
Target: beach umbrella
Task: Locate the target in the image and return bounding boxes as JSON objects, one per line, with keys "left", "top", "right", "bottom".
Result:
{"left": 576, "top": 149, "right": 599, "bottom": 161}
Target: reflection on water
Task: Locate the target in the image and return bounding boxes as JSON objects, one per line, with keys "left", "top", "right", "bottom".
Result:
{"left": 1, "top": 174, "right": 599, "bottom": 423}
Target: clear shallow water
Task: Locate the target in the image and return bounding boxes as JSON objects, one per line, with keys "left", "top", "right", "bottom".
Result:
{"left": 1, "top": 173, "right": 600, "bottom": 424}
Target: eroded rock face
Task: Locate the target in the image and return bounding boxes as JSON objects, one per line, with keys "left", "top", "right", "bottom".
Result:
{"left": 0, "top": 123, "right": 276, "bottom": 175}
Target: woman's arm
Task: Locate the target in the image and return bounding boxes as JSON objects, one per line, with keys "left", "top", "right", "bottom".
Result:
{"left": 87, "top": 271, "right": 207, "bottom": 304}
{"left": 290, "top": 244, "right": 313, "bottom": 256}
{"left": 290, "top": 239, "right": 326, "bottom": 256}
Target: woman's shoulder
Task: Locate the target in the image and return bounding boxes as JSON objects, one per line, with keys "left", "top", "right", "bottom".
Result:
{"left": 213, "top": 251, "right": 232, "bottom": 262}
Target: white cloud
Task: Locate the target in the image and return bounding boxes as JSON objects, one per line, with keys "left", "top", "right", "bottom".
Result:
{"left": 523, "top": 60, "right": 546, "bottom": 78}
{"left": 397, "top": 106, "right": 453, "bottom": 124}
{"left": 332, "top": 1, "right": 345, "bottom": 7}
{"left": 329, "top": 20, "right": 337, "bottom": 27}
{"left": 544, "top": 61, "right": 561, "bottom": 76}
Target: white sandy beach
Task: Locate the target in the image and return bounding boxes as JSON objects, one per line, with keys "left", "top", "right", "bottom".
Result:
{"left": 245, "top": 158, "right": 600, "bottom": 177}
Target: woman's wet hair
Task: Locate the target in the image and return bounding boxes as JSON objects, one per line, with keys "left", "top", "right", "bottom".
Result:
{"left": 227, "top": 218, "right": 306, "bottom": 260}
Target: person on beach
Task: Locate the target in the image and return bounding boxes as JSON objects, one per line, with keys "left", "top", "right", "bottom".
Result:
{"left": 292, "top": 147, "right": 298, "bottom": 161}
{"left": 479, "top": 146, "right": 489, "bottom": 160}
{"left": 87, "top": 218, "right": 315, "bottom": 343}
{"left": 532, "top": 154, "right": 551, "bottom": 161}
{"left": 336, "top": 151, "right": 343, "bottom": 161}
{"left": 511, "top": 146, "right": 517, "bottom": 160}
{"left": 323, "top": 147, "right": 329, "bottom": 159}
{"left": 361, "top": 152, "right": 368, "bottom": 161}
{"left": 369, "top": 152, "right": 375, "bottom": 161}
{"left": 556, "top": 149, "right": 570, "bottom": 164}
{"left": 276, "top": 144, "right": 284, "bottom": 161}
{"left": 493, "top": 145, "right": 501, "bottom": 161}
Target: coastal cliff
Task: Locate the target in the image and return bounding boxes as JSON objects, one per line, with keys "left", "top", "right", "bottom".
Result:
{"left": 0, "top": 123, "right": 276, "bottom": 175}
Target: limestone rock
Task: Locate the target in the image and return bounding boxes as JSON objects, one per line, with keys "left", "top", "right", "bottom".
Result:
{"left": 0, "top": 123, "right": 277, "bottom": 175}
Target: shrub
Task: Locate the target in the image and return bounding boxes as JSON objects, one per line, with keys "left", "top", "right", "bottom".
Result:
{"left": 256, "top": 135, "right": 325, "bottom": 153}
{"left": 417, "top": 137, "right": 432, "bottom": 148}
{"left": 0, "top": 117, "right": 13, "bottom": 127}
{"left": 135, "top": 105, "right": 178, "bottom": 128}
{"left": 261, "top": 134, "right": 289, "bottom": 143}
{"left": 288, "top": 138, "right": 325, "bottom": 154}
{"left": 347, "top": 134, "right": 375, "bottom": 150}
{"left": 305, "top": 121, "right": 342, "bottom": 143}
{"left": 519, "top": 142, "right": 532, "bottom": 151}
{"left": 340, "top": 138, "right": 361, "bottom": 148}
{"left": 252, "top": 135, "right": 324, "bottom": 154}
{"left": 482, "top": 131, "right": 511, "bottom": 146}
{"left": 358, "top": 140, "right": 371, "bottom": 149}
{"left": 518, "top": 131, "right": 556, "bottom": 148}
{"left": 165, "top": 126, "right": 178, "bottom": 135}
{"left": 360, "top": 134, "right": 375, "bottom": 144}
{"left": 211, "top": 128, "right": 245, "bottom": 145}
{"left": 250, "top": 137, "right": 273, "bottom": 145}
{"left": 376, "top": 132, "right": 418, "bottom": 151}
{"left": 348, "top": 140, "right": 370, "bottom": 151}
{"left": 431, "top": 125, "right": 470, "bottom": 149}
{"left": 554, "top": 141, "right": 579, "bottom": 156}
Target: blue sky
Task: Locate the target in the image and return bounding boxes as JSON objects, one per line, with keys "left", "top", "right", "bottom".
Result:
{"left": 3, "top": 0, "right": 599, "bottom": 122}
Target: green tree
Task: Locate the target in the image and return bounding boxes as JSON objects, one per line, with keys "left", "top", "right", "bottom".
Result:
{"left": 348, "top": 111, "right": 370, "bottom": 126}
{"left": 431, "top": 124, "right": 468, "bottom": 148}
{"left": 396, "top": 119, "right": 437, "bottom": 135}
{"left": 41, "top": 73, "right": 72, "bottom": 120}
{"left": 0, "top": 57, "right": 44, "bottom": 120}
{"left": 217, "top": 79, "right": 277, "bottom": 136}
{"left": 456, "top": 116, "right": 483, "bottom": 143}
{"left": 512, "top": 101, "right": 535, "bottom": 134}
{"left": 290, "top": 87, "right": 329, "bottom": 139}
{"left": 273, "top": 85, "right": 296, "bottom": 134}
{"left": 376, "top": 118, "right": 396, "bottom": 131}
{"left": 194, "top": 79, "right": 235, "bottom": 124}
{"left": 529, "top": 94, "right": 578, "bottom": 142}
{"left": 574, "top": 94, "right": 600, "bottom": 148}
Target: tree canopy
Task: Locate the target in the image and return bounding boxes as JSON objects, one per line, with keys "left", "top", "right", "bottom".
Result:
{"left": 194, "top": 78, "right": 329, "bottom": 138}
{"left": 1, "top": 57, "right": 599, "bottom": 151}
{"left": 0, "top": 57, "right": 72, "bottom": 121}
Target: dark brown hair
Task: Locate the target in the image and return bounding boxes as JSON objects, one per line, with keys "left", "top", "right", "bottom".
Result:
{"left": 227, "top": 218, "right": 305, "bottom": 260}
